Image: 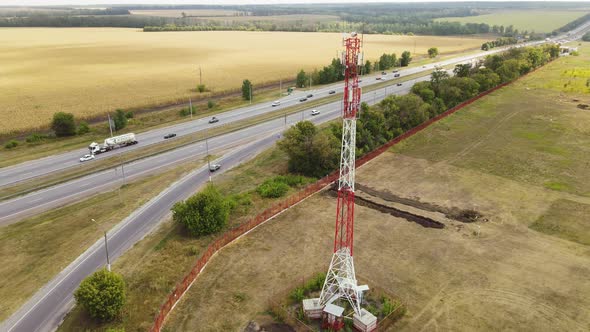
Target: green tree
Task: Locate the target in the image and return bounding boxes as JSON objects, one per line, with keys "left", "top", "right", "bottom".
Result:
{"left": 495, "top": 59, "right": 521, "bottom": 83}
{"left": 278, "top": 121, "right": 339, "bottom": 178}
{"left": 74, "top": 269, "right": 126, "bottom": 321}
{"left": 172, "top": 184, "right": 229, "bottom": 236}
{"left": 77, "top": 121, "right": 90, "bottom": 135}
{"left": 296, "top": 70, "right": 307, "bottom": 88}
{"left": 51, "top": 112, "right": 76, "bottom": 137}
{"left": 471, "top": 68, "right": 501, "bottom": 92}
{"left": 430, "top": 67, "right": 450, "bottom": 95}
{"left": 364, "top": 60, "right": 372, "bottom": 75}
{"left": 411, "top": 81, "right": 435, "bottom": 103}
{"left": 197, "top": 84, "right": 206, "bottom": 93}
{"left": 427, "top": 47, "right": 439, "bottom": 58}
{"left": 453, "top": 63, "right": 472, "bottom": 77}
{"left": 113, "top": 109, "right": 127, "bottom": 131}
{"left": 400, "top": 50, "right": 412, "bottom": 67}
{"left": 242, "top": 79, "right": 252, "bottom": 101}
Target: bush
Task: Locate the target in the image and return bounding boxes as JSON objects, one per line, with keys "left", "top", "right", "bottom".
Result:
{"left": 256, "top": 179, "right": 290, "bottom": 198}
{"left": 179, "top": 108, "right": 191, "bottom": 117}
{"left": 77, "top": 121, "right": 90, "bottom": 135}
{"left": 172, "top": 184, "right": 229, "bottom": 237}
{"left": 26, "top": 133, "right": 46, "bottom": 143}
{"left": 125, "top": 111, "right": 134, "bottom": 119}
{"left": 4, "top": 140, "right": 18, "bottom": 149}
{"left": 290, "top": 287, "right": 305, "bottom": 302}
{"left": 74, "top": 269, "right": 126, "bottom": 321}
{"left": 197, "top": 84, "right": 206, "bottom": 93}
{"left": 207, "top": 100, "right": 215, "bottom": 109}
{"left": 51, "top": 112, "right": 76, "bottom": 137}
{"left": 113, "top": 109, "right": 127, "bottom": 131}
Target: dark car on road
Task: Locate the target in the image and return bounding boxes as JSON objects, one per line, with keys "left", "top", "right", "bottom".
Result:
{"left": 376, "top": 77, "right": 382, "bottom": 80}
{"left": 164, "top": 133, "right": 176, "bottom": 139}
{"left": 394, "top": 73, "right": 401, "bottom": 77}
{"left": 328, "top": 90, "right": 336, "bottom": 94}
{"left": 396, "top": 83, "right": 403, "bottom": 86}
{"left": 381, "top": 71, "right": 387, "bottom": 75}
{"left": 307, "top": 94, "right": 313, "bottom": 98}
{"left": 208, "top": 116, "right": 219, "bottom": 124}
{"left": 209, "top": 163, "right": 221, "bottom": 172}
{"left": 299, "top": 97, "right": 308, "bottom": 102}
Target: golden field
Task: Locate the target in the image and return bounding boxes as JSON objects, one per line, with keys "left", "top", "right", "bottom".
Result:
{"left": 0, "top": 28, "right": 489, "bottom": 134}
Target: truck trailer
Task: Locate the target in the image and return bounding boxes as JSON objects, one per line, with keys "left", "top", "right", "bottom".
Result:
{"left": 89, "top": 133, "right": 138, "bottom": 154}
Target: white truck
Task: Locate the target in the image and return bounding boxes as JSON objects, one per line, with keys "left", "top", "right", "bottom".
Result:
{"left": 88, "top": 133, "right": 138, "bottom": 154}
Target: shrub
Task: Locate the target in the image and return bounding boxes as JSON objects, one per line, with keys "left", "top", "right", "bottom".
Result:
{"left": 290, "top": 287, "right": 305, "bottom": 302}
{"left": 197, "top": 84, "right": 206, "bottom": 93}
{"left": 207, "top": 100, "right": 215, "bottom": 109}
{"left": 77, "top": 121, "right": 90, "bottom": 135}
{"left": 179, "top": 108, "right": 191, "bottom": 117}
{"left": 26, "top": 133, "right": 46, "bottom": 143}
{"left": 256, "top": 179, "right": 290, "bottom": 198}
{"left": 4, "top": 140, "right": 18, "bottom": 149}
{"left": 74, "top": 269, "right": 126, "bottom": 321}
{"left": 125, "top": 111, "right": 134, "bottom": 119}
{"left": 51, "top": 112, "right": 76, "bottom": 137}
{"left": 113, "top": 109, "right": 127, "bottom": 131}
{"left": 171, "top": 184, "right": 229, "bottom": 236}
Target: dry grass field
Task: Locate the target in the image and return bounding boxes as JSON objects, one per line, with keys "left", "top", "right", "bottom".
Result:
{"left": 0, "top": 28, "right": 489, "bottom": 134}
{"left": 436, "top": 10, "right": 588, "bottom": 33}
{"left": 160, "top": 45, "right": 590, "bottom": 330}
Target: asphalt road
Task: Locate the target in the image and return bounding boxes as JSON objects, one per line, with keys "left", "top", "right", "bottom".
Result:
{"left": 1, "top": 25, "right": 588, "bottom": 332}
{"left": 0, "top": 38, "right": 549, "bottom": 188}
{"left": 0, "top": 75, "right": 427, "bottom": 225}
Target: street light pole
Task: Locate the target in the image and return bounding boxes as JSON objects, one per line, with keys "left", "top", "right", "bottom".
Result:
{"left": 206, "top": 135, "right": 211, "bottom": 182}
{"left": 92, "top": 219, "right": 111, "bottom": 272}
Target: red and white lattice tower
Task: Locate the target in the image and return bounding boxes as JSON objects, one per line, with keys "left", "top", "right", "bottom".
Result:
{"left": 318, "top": 32, "right": 369, "bottom": 316}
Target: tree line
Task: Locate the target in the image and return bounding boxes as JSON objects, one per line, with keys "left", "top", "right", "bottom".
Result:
{"left": 294, "top": 51, "right": 413, "bottom": 88}
{"left": 481, "top": 37, "right": 518, "bottom": 51}
{"left": 279, "top": 44, "right": 561, "bottom": 177}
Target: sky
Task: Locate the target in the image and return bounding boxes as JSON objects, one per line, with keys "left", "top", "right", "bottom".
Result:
{"left": 3, "top": 0, "right": 589, "bottom": 6}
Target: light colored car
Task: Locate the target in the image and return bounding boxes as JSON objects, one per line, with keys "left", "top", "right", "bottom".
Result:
{"left": 271, "top": 101, "right": 281, "bottom": 107}
{"left": 79, "top": 154, "right": 95, "bottom": 162}
{"left": 311, "top": 109, "right": 320, "bottom": 116}
{"left": 209, "top": 163, "right": 221, "bottom": 172}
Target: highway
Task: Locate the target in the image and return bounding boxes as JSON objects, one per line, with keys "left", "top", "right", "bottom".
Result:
{"left": 0, "top": 76, "right": 427, "bottom": 225}
{"left": 1, "top": 24, "right": 588, "bottom": 332}
{"left": 0, "top": 38, "right": 548, "bottom": 188}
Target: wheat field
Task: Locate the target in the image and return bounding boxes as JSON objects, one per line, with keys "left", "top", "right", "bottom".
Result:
{"left": 0, "top": 28, "right": 489, "bottom": 134}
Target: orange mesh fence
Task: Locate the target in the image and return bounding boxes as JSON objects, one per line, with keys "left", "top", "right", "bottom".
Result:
{"left": 151, "top": 78, "right": 514, "bottom": 331}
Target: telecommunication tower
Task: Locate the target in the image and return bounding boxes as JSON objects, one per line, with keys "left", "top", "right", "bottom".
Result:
{"left": 303, "top": 32, "right": 376, "bottom": 332}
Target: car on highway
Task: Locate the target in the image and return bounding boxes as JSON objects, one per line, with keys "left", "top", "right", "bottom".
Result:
{"left": 376, "top": 77, "right": 382, "bottom": 80}
{"left": 381, "top": 71, "right": 387, "bottom": 75}
{"left": 79, "top": 154, "right": 95, "bottom": 162}
{"left": 358, "top": 79, "right": 363, "bottom": 83}
{"left": 299, "top": 97, "right": 308, "bottom": 102}
{"left": 163, "top": 133, "right": 176, "bottom": 139}
{"left": 307, "top": 93, "right": 313, "bottom": 98}
{"left": 396, "top": 83, "right": 403, "bottom": 86}
{"left": 209, "top": 163, "right": 221, "bottom": 172}
{"left": 394, "top": 73, "right": 401, "bottom": 77}
{"left": 328, "top": 90, "right": 336, "bottom": 94}
{"left": 271, "top": 100, "right": 281, "bottom": 107}
{"left": 392, "top": 70, "right": 399, "bottom": 73}
{"left": 208, "top": 116, "right": 219, "bottom": 124}
{"left": 311, "top": 109, "right": 320, "bottom": 116}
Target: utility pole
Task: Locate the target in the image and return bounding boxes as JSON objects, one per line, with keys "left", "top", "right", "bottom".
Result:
{"left": 205, "top": 126, "right": 212, "bottom": 182}
{"left": 92, "top": 219, "right": 111, "bottom": 272}
{"left": 107, "top": 114, "right": 113, "bottom": 137}
{"left": 189, "top": 97, "right": 193, "bottom": 119}
{"left": 199, "top": 66, "right": 202, "bottom": 85}
{"left": 279, "top": 77, "right": 282, "bottom": 97}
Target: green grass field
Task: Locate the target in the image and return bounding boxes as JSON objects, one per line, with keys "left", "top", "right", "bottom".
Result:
{"left": 436, "top": 10, "right": 588, "bottom": 32}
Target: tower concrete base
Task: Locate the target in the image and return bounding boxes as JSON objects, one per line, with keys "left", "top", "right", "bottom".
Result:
{"left": 353, "top": 308, "right": 377, "bottom": 332}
